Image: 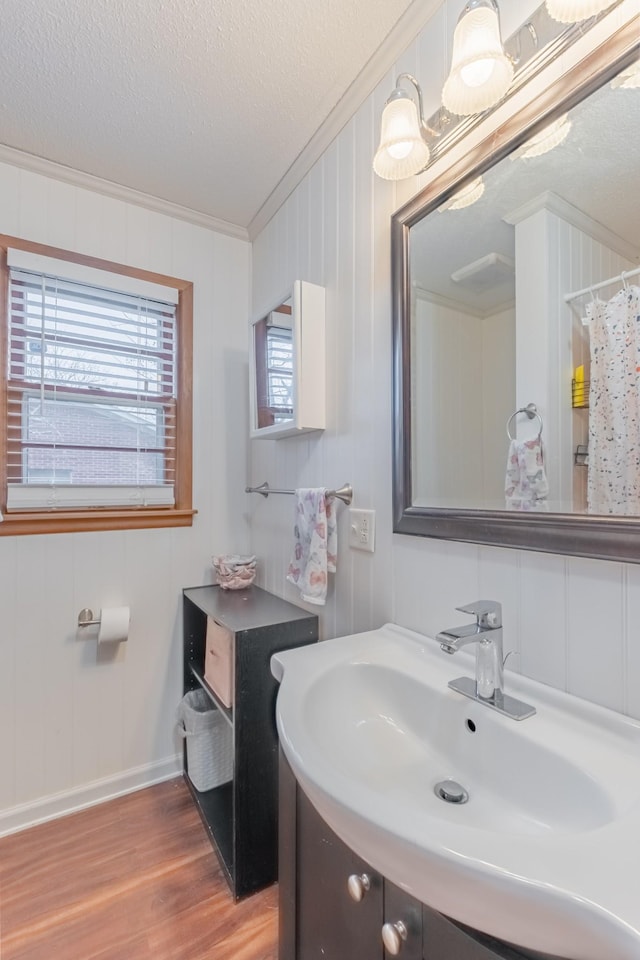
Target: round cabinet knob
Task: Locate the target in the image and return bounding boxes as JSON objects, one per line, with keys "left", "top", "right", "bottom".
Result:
{"left": 381, "top": 920, "right": 408, "bottom": 955}
{"left": 347, "top": 873, "right": 371, "bottom": 901}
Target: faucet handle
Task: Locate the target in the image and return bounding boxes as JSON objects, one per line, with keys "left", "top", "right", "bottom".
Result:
{"left": 455, "top": 600, "right": 502, "bottom": 629}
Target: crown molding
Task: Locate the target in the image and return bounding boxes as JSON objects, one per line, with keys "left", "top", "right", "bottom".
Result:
{"left": 0, "top": 143, "right": 249, "bottom": 242}
{"left": 413, "top": 284, "right": 516, "bottom": 320}
{"left": 247, "top": 0, "right": 443, "bottom": 241}
{"left": 504, "top": 190, "right": 639, "bottom": 263}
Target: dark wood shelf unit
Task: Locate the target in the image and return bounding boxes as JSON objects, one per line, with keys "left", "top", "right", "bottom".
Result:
{"left": 183, "top": 583, "right": 318, "bottom": 900}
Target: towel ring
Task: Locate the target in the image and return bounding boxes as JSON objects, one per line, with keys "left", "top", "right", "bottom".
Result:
{"left": 506, "top": 403, "right": 543, "bottom": 441}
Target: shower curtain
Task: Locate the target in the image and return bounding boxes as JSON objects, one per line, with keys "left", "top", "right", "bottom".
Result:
{"left": 588, "top": 284, "right": 640, "bottom": 514}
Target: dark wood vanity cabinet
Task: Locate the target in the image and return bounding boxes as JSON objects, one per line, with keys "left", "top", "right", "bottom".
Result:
{"left": 279, "top": 752, "right": 563, "bottom": 960}
{"left": 295, "top": 789, "right": 385, "bottom": 959}
{"left": 421, "top": 908, "right": 545, "bottom": 960}
{"left": 182, "top": 584, "right": 317, "bottom": 899}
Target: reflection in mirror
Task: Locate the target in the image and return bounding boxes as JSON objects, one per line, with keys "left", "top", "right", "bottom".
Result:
{"left": 410, "top": 60, "right": 638, "bottom": 513}
{"left": 393, "top": 26, "right": 640, "bottom": 561}
{"left": 253, "top": 299, "right": 294, "bottom": 429}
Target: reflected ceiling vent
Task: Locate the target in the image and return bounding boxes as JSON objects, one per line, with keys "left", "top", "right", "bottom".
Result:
{"left": 450, "top": 252, "right": 515, "bottom": 291}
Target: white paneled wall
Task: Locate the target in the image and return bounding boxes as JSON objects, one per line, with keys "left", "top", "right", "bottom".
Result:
{"left": 482, "top": 306, "right": 515, "bottom": 501}
{"left": 412, "top": 296, "right": 514, "bottom": 508}
{"left": 0, "top": 162, "right": 250, "bottom": 833}
{"left": 413, "top": 297, "right": 485, "bottom": 506}
{"left": 249, "top": 0, "right": 640, "bottom": 719}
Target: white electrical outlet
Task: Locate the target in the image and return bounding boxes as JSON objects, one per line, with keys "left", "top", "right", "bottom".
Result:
{"left": 349, "top": 508, "right": 376, "bottom": 552}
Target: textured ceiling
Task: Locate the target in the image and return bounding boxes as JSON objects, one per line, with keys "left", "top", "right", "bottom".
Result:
{"left": 0, "top": 0, "right": 416, "bottom": 230}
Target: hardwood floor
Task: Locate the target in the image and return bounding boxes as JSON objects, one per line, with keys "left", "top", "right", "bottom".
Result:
{"left": 0, "top": 779, "right": 278, "bottom": 960}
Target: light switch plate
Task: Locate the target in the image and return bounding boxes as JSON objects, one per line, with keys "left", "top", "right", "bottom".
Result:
{"left": 349, "top": 509, "right": 375, "bottom": 552}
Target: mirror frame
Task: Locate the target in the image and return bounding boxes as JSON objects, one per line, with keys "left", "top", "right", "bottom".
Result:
{"left": 392, "top": 20, "right": 640, "bottom": 563}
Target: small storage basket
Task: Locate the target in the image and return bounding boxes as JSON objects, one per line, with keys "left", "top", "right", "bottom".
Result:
{"left": 176, "top": 688, "right": 233, "bottom": 792}
{"left": 212, "top": 554, "right": 257, "bottom": 590}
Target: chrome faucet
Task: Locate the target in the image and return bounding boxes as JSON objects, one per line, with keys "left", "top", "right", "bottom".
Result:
{"left": 436, "top": 601, "right": 536, "bottom": 721}
{"left": 437, "top": 600, "right": 504, "bottom": 700}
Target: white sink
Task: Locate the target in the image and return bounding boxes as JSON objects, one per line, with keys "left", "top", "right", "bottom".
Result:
{"left": 272, "top": 624, "right": 640, "bottom": 960}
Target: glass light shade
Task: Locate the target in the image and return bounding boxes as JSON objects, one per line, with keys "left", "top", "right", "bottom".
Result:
{"left": 545, "top": 0, "right": 616, "bottom": 22}
{"left": 438, "top": 177, "right": 485, "bottom": 211}
{"left": 442, "top": 4, "right": 514, "bottom": 116}
{"left": 611, "top": 61, "right": 640, "bottom": 89}
{"left": 512, "top": 114, "right": 571, "bottom": 159}
{"left": 373, "top": 95, "right": 430, "bottom": 180}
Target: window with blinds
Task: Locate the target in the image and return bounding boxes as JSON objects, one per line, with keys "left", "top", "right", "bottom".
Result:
{"left": 6, "top": 260, "right": 178, "bottom": 511}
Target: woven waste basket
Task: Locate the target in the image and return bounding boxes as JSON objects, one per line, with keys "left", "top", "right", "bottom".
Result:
{"left": 176, "top": 688, "right": 233, "bottom": 791}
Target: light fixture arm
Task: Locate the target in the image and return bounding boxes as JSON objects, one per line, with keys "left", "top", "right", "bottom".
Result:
{"left": 394, "top": 73, "right": 439, "bottom": 137}
{"left": 511, "top": 21, "right": 539, "bottom": 66}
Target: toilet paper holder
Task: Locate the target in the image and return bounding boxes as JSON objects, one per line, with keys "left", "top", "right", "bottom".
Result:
{"left": 77, "top": 606, "right": 130, "bottom": 644}
{"left": 77, "top": 608, "right": 101, "bottom": 628}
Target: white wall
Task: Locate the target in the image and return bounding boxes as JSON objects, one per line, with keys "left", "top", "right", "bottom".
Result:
{"left": 413, "top": 295, "right": 485, "bottom": 506}
{"left": 249, "top": 0, "right": 640, "bottom": 721}
{"left": 412, "top": 295, "right": 513, "bottom": 508}
{"left": 482, "top": 305, "right": 515, "bottom": 502}
{"left": 0, "top": 162, "right": 250, "bottom": 833}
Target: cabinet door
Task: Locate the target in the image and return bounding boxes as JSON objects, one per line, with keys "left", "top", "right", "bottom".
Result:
{"left": 423, "top": 904, "right": 535, "bottom": 960}
{"left": 296, "top": 788, "right": 384, "bottom": 960}
{"left": 383, "top": 880, "right": 423, "bottom": 960}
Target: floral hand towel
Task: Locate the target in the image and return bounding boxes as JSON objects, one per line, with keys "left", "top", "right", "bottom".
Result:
{"left": 286, "top": 488, "right": 337, "bottom": 605}
{"left": 505, "top": 437, "right": 549, "bottom": 510}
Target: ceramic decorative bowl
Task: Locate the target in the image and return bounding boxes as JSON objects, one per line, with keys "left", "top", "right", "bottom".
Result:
{"left": 212, "top": 554, "right": 257, "bottom": 590}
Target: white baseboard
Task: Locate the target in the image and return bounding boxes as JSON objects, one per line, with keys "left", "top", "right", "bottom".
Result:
{"left": 0, "top": 755, "right": 183, "bottom": 838}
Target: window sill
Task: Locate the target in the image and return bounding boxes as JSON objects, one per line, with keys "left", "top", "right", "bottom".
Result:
{"left": 0, "top": 508, "right": 196, "bottom": 536}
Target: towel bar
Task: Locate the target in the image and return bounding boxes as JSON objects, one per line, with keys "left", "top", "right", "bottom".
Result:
{"left": 245, "top": 482, "right": 353, "bottom": 505}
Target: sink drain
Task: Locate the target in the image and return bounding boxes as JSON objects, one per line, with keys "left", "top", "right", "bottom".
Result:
{"left": 434, "top": 779, "right": 469, "bottom": 804}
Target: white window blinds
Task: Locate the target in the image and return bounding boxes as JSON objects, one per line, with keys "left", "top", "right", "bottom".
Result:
{"left": 266, "top": 325, "right": 293, "bottom": 418}
{"left": 6, "top": 261, "right": 178, "bottom": 511}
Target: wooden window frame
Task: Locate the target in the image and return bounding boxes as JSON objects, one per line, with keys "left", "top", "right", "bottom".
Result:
{"left": 0, "top": 236, "right": 194, "bottom": 535}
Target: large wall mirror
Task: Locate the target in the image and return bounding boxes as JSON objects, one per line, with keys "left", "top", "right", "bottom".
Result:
{"left": 392, "top": 20, "right": 639, "bottom": 562}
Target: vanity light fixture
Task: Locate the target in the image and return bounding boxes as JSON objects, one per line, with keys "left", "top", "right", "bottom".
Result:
{"left": 438, "top": 176, "right": 485, "bottom": 211}
{"left": 372, "top": 0, "right": 611, "bottom": 181}
{"left": 544, "top": 0, "right": 617, "bottom": 23}
{"left": 511, "top": 113, "right": 572, "bottom": 159}
{"left": 442, "top": 0, "right": 514, "bottom": 116}
{"left": 373, "top": 74, "right": 433, "bottom": 180}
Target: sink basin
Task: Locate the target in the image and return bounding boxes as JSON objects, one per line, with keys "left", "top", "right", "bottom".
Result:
{"left": 272, "top": 624, "right": 640, "bottom": 960}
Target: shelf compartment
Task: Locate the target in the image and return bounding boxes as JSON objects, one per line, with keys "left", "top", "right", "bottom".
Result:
{"left": 190, "top": 664, "right": 233, "bottom": 727}
{"left": 184, "top": 775, "right": 234, "bottom": 884}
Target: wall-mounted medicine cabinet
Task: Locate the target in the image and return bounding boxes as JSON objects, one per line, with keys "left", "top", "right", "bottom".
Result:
{"left": 249, "top": 280, "right": 325, "bottom": 439}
